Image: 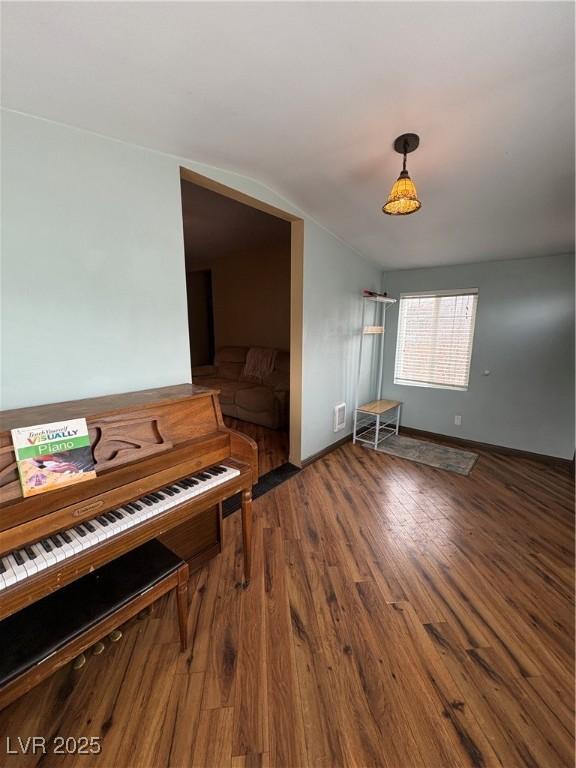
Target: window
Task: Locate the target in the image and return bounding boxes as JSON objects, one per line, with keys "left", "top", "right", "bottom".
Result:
{"left": 394, "top": 289, "right": 478, "bottom": 391}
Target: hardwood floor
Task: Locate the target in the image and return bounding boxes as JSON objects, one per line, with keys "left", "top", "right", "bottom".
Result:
{"left": 0, "top": 441, "right": 573, "bottom": 767}
{"left": 224, "top": 417, "right": 288, "bottom": 475}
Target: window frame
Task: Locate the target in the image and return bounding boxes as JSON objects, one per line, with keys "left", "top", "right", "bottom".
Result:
{"left": 393, "top": 288, "right": 479, "bottom": 392}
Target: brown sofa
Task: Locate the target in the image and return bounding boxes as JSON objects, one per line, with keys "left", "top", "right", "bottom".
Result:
{"left": 192, "top": 346, "right": 289, "bottom": 430}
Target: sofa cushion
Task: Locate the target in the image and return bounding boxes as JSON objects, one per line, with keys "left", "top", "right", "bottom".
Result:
{"left": 261, "top": 350, "right": 289, "bottom": 390}
{"left": 192, "top": 364, "right": 217, "bottom": 378}
{"left": 218, "top": 362, "right": 244, "bottom": 381}
{"left": 215, "top": 346, "right": 248, "bottom": 365}
{"left": 235, "top": 385, "right": 276, "bottom": 413}
{"left": 241, "top": 347, "right": 278, "bottom": 383}
{"left": 194, "top": 377, "right": 253, "bottom": 405}
{"left": 263, "top": 369, "right": 289, "bottom": 391}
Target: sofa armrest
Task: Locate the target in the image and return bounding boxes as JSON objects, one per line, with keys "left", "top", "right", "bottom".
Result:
{"left": 192, "top": 365, "right": 217, "bottom": 377}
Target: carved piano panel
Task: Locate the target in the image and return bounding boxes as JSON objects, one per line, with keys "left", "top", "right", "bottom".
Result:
{"left": 90, "top": 416, "right": 173, "bottom": 469}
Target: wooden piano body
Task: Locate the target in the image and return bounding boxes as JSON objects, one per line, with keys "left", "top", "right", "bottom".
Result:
{"left": 0, "top": 384, "right": 258, "bottom": 625}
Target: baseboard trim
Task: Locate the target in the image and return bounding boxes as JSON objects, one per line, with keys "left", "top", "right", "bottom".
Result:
{"left": 297, "top": 426, "right": 571, "bottom": 470}
{"left": 399, "top": 426, "right": 573, "bottom": 468}
{"left": 301, "top": 433, "right": 352, "bottom": 468}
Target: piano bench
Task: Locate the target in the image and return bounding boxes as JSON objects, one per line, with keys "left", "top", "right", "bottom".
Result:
{"left": 0, "top": 540, "right": 189, "bottom": 711}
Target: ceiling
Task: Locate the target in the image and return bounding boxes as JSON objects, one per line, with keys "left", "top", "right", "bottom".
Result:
{"left": 181, "top": 179, "right": 290, "bottom": 263}
{"left": 2, "top": 2, "right": 574, "bottom": 269}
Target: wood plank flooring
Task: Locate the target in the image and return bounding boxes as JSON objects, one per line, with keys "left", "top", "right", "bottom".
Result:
{"left": 223, "top": 418, "right": 288, "bottom": 476}
{"left": 0, "top": 440, "right": 573, "bottom": 767}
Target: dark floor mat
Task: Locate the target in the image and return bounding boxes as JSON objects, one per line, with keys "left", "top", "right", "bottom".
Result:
{"left": 222, "top": 462, "right": 301, "bottom": 517}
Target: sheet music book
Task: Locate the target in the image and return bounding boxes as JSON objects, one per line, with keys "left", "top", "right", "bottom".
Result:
{"left": 11, "top": 418, "right": 96, "bottom": 497}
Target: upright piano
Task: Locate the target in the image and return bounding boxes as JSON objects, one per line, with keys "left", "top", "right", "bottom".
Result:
{"left": 0, "top": 384, "right": 258, "bottom": 624}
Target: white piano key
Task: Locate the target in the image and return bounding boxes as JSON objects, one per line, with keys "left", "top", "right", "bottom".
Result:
{"left": 58, "top": 537, "right": 77, "bottom": 560}
{"left": 7, "top": 553, "right": 28, "bottom": 584}
{"left": 30, "top": 542, "right": 50, "bottom": 570}
{"left": 95, "top": 519, "right": 115, "bottom": 539}
{"left": 88, "top": 521, "right": 108, "bottom": 543}
{"left": 39, "top": 541, "right": 58, "bottom": 566}
{"left": 20, "top": 550, "right": 38, "bottom": 577}
{"left": 1, "top": 557, "right": 16, "bottom": 587}
{"left": 67, "top": 530, "right": 88, "bottom": 554}
{"left": 49, "top": 537, "right": 70, "bottom": 562}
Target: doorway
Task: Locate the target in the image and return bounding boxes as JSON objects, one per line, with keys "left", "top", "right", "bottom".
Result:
{"left": 187, "top": 269, "right": 215, "bottom": 367}
{"left": 179, "top": 167, "right": 303, "bottom": 470}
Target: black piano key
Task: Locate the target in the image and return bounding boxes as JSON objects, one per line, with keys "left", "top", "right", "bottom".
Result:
{"left": 84, "top": 521, "right": 96, "bottom": 532}
{"left": 41, "top": 539, "right": 53, "bottom": 552}
{"left": 176, "top": 481, "right": 189, "bottom": 489}
{"left": 60, "top": 531, "right": 73, "bottom": 544}
{"left": 131, "top": 501, "right": 143, "bottom": 510}
{"left": 183, "top": 479, "right": 197, "bottom": 487}
{"left": 104, "top": 512, "right": 116, "bottom": 523}
{"left": 163, "top": 487, "right": 175, "bottom": 497}
{"left": 112, "top": 510, "right": 124, "bottom": 520}
{"left": 141, "top": 497, "right": 154, "bottom": 506}
{"left": 198, "top": 473, "right": 210, "bottom": 480}
{"left": 125, "top": 504, "right": 137, "bottom": 514}
{"left": 216, "top": 465, "right": 227, "bottom": 472}
{"left": 150, "top": 492, "right": 164, "bottom": 501}
{"left": 25, "top": 546, "right": 37, "bottom": 560}
{"left": 51, "top": 534, "right": 64, "bottom": 548}
{"left": 74, "top": 525, "right": 87, "bottom": 537}
{"left": 0, "top": 559, "right": 5, "bottom": 574}
{"left": 97, "top": 515, "right": 109, "bottom": 526}
{"left": 169, "top": 485, "right": 181, "bottom": 493}
{"left": 13, "top": 550, "right": 25, "bottom": 566}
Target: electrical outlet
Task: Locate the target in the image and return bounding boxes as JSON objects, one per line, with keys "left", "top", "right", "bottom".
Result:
{"left": 334, "top": 403, "right": 346, "bottom": 432}
{"left": 454, "top": 415, "right": 462, "bottom": 426}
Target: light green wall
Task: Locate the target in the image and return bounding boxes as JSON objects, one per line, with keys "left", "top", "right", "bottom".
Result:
{"left": 1, "top": 110, "right": 381, "bottom": 460}
{"left": 382, "top": 254, "right": 575, "bottom": 459}
{"left": 302, "top": 223, "right": 382, "bottom": 458}
{"left": 1, "top": 112, "right": 191, "bottom": 408}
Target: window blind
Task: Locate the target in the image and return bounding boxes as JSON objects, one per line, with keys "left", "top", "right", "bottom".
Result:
{"left": 394, "top": 289, "right": 478, "bottom": 390}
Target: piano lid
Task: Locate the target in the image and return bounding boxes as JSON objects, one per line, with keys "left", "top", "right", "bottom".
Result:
{"left": 0, "top": 384, "right": 218, "bottom": 432}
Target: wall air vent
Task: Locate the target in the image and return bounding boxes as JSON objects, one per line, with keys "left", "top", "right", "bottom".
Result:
{"left": 334, "top": 403, "right": 346, "bottom": 432}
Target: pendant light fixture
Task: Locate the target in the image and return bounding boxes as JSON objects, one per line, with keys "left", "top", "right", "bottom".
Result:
{"left": 382, "top": 133, "right": 421, "bottom": 216}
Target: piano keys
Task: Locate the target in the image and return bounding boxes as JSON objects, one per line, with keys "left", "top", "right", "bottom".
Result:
{"left": 0, "top": 384, "right": 258, "bottom": 624}
{"left": 0, "top": 463, "right": 239, "bottom": 592}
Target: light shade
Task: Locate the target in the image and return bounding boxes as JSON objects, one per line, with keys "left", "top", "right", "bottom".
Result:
{"left": 382, "top": 170, "right": 421, "bottom": 216}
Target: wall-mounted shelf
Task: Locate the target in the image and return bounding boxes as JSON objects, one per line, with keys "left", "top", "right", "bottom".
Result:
{"left": 365, "top": 295, "right": 397, "bottom": 304}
